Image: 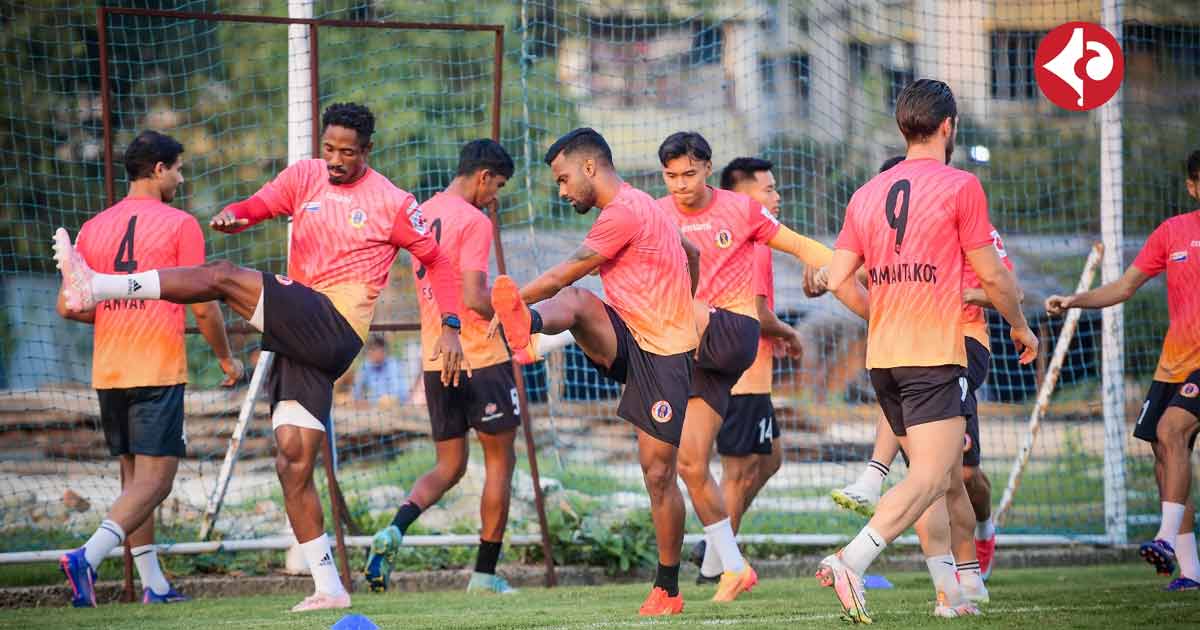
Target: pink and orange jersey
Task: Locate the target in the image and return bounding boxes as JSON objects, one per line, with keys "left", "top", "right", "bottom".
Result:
{"left": 230, "top": 159, "right": 456, "bottom": 341}
{"left": 583, "top": 182, "right": 698, "bottom": 356}
{"left": 76, "top": 197, "right": 206, "bottom": 389}
{"left": 658, "top": 187, "right": 781, "bottom": 319}
{"left": 1132, "top": 209, "right": 1200, "bottom": 382}
{"left": 961, "top": 229, "right": 1015, "bottom": 351}
{"left": 413, "top": 192, "right": 509, "bottom": 371}
{"left": 731, "top": 244, "right": 775, "bottom": 395}
{"left": 835, "top": 158, "right": 997, "bottom": 369}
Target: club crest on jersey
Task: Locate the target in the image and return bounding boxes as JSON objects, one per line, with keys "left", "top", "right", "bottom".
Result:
{"left": 715, "top": 229, "right": 733, "bottom": 249}
{"left": 302, "top": 201, "right": 320, "bottom": 213}
{"left": 1170, "top": 250, "right": 1188, "bottom": 263}
{"left": 348, "top": 208, "right": 367, "bottom": 229}
{"left": 406, "top": 199, "right": 426, "bottom": 234}
{"left": 1182, "top": 383, "right": 1199, "bottom": 399}
{"left": 651, "top": 400, "right": 673, "bottom": 423}
{"left": 275, "top": 274, "right": 293, "bottom": 286}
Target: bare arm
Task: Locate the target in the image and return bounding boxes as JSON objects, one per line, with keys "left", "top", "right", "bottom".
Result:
{"left": 825, "top": 249, "right": 870, "bottom": 320}
{"left": 964, "top": 284, "right": 1024, "bottom": 308}
{"left": 520, "top": 245, "right": 607, "bottom": 305}
{"left": 965, "top": 244, "right": 1037, "bottom": 364}
{"left": 681, "top": 234, "right": 700, "bottom": 297}
{"left": 1045, "top": 265, "right": 1150, "bottom": 315}
{"left": 57, "top": 286, "right": 95, "bottom": 323}
{"left": 189, "top": 302, "right": 242, "bottom": 386}
{"left": 462, "top": 270, "right": 493, "bottom": 320}
{"left": 757, "top": 295, "right": 803, "bottom": 359}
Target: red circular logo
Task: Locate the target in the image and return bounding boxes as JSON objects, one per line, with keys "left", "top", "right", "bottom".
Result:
{"left": 1034, "top": 22, "right": 1124, "bottom": 111}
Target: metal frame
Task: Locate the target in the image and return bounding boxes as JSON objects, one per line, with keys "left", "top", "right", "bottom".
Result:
{"left": 96, "top": 7, "right": 557, "bottom": 589}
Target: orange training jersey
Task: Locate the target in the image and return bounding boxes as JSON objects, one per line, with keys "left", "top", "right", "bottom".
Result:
{"left": 961, "top": 230, "right": 1014, "bottom": 351}
{"left": 659, "top": 187, "right": 781, "bottom": 318}
{"left": 76, "top": 197, "right": 206, "bottom": 389}
{"left": 835, "top": 158, "right": 997, "bottom": 369}
{"left": 732, "top": 244, "right": 775, "bottom": 395}
{"left": 1132, "top": 209, "right": 1200, "bottom": 383}
{"left": 583, "top": 183, "right": 698, "bottom": 356}
{"left": 240, "top": 159, "right": 441, "bottom": 341}
{"left": 413, "top": 192, "right": 509, "bottom": 371}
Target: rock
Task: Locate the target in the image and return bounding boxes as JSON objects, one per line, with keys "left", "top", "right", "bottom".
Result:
{"left": 62, "top": 489, "right": 90, "bottom": 512}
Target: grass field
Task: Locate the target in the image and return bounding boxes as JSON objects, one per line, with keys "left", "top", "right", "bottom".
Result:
{"left": 3, "top": 563, "right": 1196, "bottom": 629}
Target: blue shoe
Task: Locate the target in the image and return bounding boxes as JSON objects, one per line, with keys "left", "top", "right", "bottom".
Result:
{"left": 142, "top": 585, "right": 191, "bottom": 603}
{"left": 1164, "top": 577, "right": 1200, "bottom": 592}
{"left": 59, "top": 548, "right": 97, "bottom": 608}
{"left": 363, "top": 525, "right": 403, "bottom": 592}
{"left": 1140, "top": 539, "right": 1177, "bottom": 575}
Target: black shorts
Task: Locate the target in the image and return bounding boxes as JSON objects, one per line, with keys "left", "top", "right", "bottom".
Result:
{"left": 1133, "top": 369, "right": 1200, "bottom": 445}
{"left": 424, "top": 362, "right": 522, "bottom": 441}
{"left": 870, "top": 364, "right": 968, "bottom": 437}
{"left": 586, "top": 304, "right": 693, "bottom": 447}
{"left": 691, "top": 309, "right": 761, "bottom": 418}
{"left": 260, "top": 273, "right": 363, "bottom": 425}
{"left": 961, "top": 338, "right": 992, "bottom": 467}
{"left": 717, "top": 394, "right": 779, "bottom": 456}
{"left": 97, "top": 384, "right": 186, "bottom": 457}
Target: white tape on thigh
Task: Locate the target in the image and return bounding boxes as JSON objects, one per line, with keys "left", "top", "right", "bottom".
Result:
{"left": 272, "top": 400, "right": 325, "bottom": 432}
{"left": 249, "top": 288, "right": 265, "bottom": 332}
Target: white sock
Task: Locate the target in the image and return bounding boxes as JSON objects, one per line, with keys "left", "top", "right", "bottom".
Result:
{"left": 92, "top": 271, "right": 161, "bottom": 301}
{"left": 132, "top": 545, "right": 171, "bottom": 595}
{"left": 926, "top": 554, "right": 963, "bottom": 602}
{"left": 300, "top": 534, "right": 346, "bottom": 596}
{"left": 975, "top": 517, "right": 995, "bottom": 541}
{"left": 83, "top": 519, "right": 125, "bottom": 569}
{"left": 1176, "top": 532, "right": 1200, "bottom": 580}
{"left": 1156, "top": 502, "right": 1187, "bottom": 542}
{"left": 858, "top": 460, "right": 890, "bottom": 495}
{"left": 841, "top": 525, "right": 887, "bottom": 575}
{"left": 703, "top": 518, "right": 745, "bottom": 574}
{"left": 956, "top": 559, "right": 984, "bottom": 592}
{"left": 700, "top": 539, "right": 724, "bottom": 577}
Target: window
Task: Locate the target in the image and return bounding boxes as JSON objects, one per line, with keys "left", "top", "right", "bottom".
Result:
{"left": 691, "top": 24, "right": 723, "bottom": 65}
{"left": 990, "top": 31, "right": 1042, "bottom": 100}
{"left": 886, "top": 67, "right": 915, "bottom": 109}
{"left": 788, "top": 53, "right": 810, "bottom": 100}
{"left": 760, "top": 55, "right": 776, "bottom": 95}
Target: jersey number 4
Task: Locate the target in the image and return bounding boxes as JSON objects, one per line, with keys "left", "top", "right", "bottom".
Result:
{"left": 415, "top": 217, "right": 444, "bottom": 280}
{"left": 884, "top": 179, "right": 911, "bottom": 254}
{"left": 114, "top": 215, "right": 138, "bottom": 272}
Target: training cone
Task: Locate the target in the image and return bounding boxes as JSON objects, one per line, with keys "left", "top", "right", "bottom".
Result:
{"left": 332, "top": 613, "right": 379, "bottom": 630}
{"left": 863, "top": 574, "right": 894, "bottom": 589}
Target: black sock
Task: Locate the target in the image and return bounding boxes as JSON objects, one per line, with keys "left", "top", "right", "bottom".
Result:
{"left": 390, "top": 501, "right": 422, "bottom": 534}
{"left": 474, "top": 539, "right": 503, "bottom": 575}
{"left": 654, "top": 563, "right": 680, "bottom": 597}
{"left": 529, "top": 309, "right": 543, "bottom": 334}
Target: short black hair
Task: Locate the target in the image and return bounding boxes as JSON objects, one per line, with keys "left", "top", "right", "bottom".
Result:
{"left": 720, "top": 157, "right": 773, "bottom": 190}
{"left": 367, "top": 335, "right": 387, "bottom": 350}
{"left": 658, "top": 131, "right": 712, "bottom": 166}
{"left": 543, "top": 127, "right": 613, "bottom": 166}
{"left": 895, "top": 79, "right": 957, "bottom": 143}
{"left": 123, "top": 130, "right": 184, "bottom": 181}
{"left": 879, "top": 155, "right": 906, "bottom": 173}
{"left": 1188, "top": 150, "right": 1200, "bottom": 181}
{"left": 456, "top": 139, "right": 515, "bottom": 179}
{"left": 322, "top": 102, "right": 375, "bottom": 147}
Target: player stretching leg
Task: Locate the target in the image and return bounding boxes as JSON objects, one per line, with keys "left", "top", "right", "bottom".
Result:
{"left": 1046, "top": 149, "right": 1200, "bottom": 592}
{"left": 364, "top": 140, "right": 521, "bottom": 595}
{"left": 489, "top": 128, "right": 699, "bottom": 616}
{"left": 55, "top": 131, "right": 242, "bottom": 607}
{"left": 656, "top": 133, "right": 833, "bottom": 602}
{"left": 56, "top": 103, "right": 465, "bottom": 612}
{"left": 819, "top": 80, "right": 1036, "bottom": 623}
{"left": 691, "top": 158, "right": 804, "bottom": 583}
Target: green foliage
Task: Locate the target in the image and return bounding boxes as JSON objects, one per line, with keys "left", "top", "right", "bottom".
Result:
{"left": 517, "top": 493, "right": 657, "bottom": 576}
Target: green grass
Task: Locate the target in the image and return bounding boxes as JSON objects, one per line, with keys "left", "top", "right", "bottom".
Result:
{"left": 4, "top": 564, "right": 1197, "bottom": 629}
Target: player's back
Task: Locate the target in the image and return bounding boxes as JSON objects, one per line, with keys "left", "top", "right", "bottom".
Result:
{"left": 413, "top": 191, "right": 509, "bottom": 371}
{"left": 77, "top": 197, "right": 206, "bottom": 389}
{"left": 592, "top": 183, "right": 698, "bottom": 357}
{"left": 837, "top": 158, "right": 996, "bottom": 369}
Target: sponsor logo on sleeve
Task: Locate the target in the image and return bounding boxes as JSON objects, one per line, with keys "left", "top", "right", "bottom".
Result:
{"left": 407, "top": 199, "right": 426, "bottom": 234}
{"left": 759, "top": 205, "right": 780, "bottom": 225}
{"left": 991, "top": 229, "right": 1008, "bottom": 258}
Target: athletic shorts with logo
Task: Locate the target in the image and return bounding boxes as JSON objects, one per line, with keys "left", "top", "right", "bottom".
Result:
{"left": 586, "top": 304, "right": 693, "bottom": 447}
{"left": 895, "top": 337, "right": 989, "bottom": 467}
{"left": 424, "top": 362, "right": 522, "bottom": 441}
{"left": 260, "top": 273, "right": 363, "bottom": 427}
{"left": 691, "top": 308, "right": 761, "bottom": 418}
{"left": 871, "top": 364, "right": 969, "bottom": 438}
{"left": 717, "top": 393, "right": 780, "bottom": 456}
{"left": 97, "top": 384, "right": 186, "bottom": 457}
{"left": 1133, "top": 369, "right": 1200, "bottom": 447}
